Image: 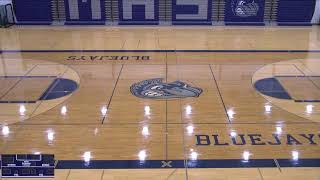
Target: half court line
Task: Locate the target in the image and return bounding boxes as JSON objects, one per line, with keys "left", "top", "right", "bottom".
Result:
{"left": 165, "top": 52, "right": 168, "bottom": 160}
{"left": 101, "top": 64, "right": 124, "bottom": 124}
{"left": 209, "top": 65, "right": 232, "bottom": 123}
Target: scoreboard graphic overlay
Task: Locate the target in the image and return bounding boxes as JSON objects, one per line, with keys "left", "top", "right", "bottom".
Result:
{"left": 1, "top": 154, "right": 55, "bottom": 178}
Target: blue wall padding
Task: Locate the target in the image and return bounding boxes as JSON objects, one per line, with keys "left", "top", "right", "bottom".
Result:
{"left": 15, "top": 0, "right": 52, "bottom": 23}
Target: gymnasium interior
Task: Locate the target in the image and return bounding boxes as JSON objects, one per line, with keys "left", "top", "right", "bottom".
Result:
{"left": 0, "top": 0, "right": 319, "bottom": 179}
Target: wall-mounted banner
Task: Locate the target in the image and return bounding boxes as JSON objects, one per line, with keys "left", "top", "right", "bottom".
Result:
{"left": 65, "top": 0, "right": 105, "bottom": 24}
{"left": 15, "top": 0, "right": 52, "bottom": 24}
{"left": 119, "top": 0, "right": 159, "bottom": 25}
{"left": 172, "top": 0, "right": 212, "bottom": 25}
{"left": 277, "top": 0, "right": 316, "bottom": 25}
{"left": 14, "top": 0, "right": 318, "bottom": 25}
{"left": 225, "top": 0, "right": 265, "bottom": 25}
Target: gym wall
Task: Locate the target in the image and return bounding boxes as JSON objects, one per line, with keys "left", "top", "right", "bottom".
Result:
{"left": 13, "top": 0, "right": 319, "bottom": 25}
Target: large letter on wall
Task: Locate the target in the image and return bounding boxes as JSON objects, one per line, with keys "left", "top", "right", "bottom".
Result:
{"left": 68, "top": 0, "right": 79, "bottom": 20}
{"left": 119, "top": 0, "right": 159, "bottom": 25}
{"left": 66, "top": 0, "right": 105, "bottom": 24}
{"left": 311, "top": 0, "right": 320, "bottom": 24}
{"left": 172, "top": 0, "right": 211, "bottom": 25}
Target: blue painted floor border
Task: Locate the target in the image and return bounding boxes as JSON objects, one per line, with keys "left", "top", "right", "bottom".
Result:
{"left": 55, "top": 159, "right": 320, "bottom": 169}
{"left": 1, "top": 50, "right": 320, "bottom": 53}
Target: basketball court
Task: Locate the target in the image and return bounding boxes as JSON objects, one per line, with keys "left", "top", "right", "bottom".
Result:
{"left": 0, "top": 0, "right": 320, "bottom": 178}
{"left": 0, "top": 26, "right": 319, "bottom": 179}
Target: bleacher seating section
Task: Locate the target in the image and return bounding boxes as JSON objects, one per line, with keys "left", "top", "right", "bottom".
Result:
{"left": 13, "top": 0, "right": 320, "bottom": 25}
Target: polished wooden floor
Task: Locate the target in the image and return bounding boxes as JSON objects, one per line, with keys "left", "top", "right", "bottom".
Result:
{"left": 0, "top": 26, "right": 320, "bottom": 179}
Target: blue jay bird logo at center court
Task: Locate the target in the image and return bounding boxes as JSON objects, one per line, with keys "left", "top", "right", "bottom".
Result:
{"left": 130, "top": 78, "right": 203, "bottom": 99}
{"left": 231, "top": 0, "right": 259, "bottom": 17}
